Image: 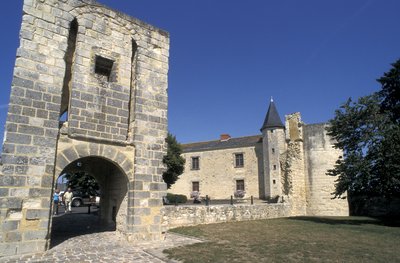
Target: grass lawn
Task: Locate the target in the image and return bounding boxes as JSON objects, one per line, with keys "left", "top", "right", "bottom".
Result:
{"left": 164, "top": 216, "right": 400, "bottom": 263}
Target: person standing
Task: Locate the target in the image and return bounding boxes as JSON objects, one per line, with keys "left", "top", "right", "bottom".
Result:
{"left": 63, "top": 187, "right": 73, "bottom": 213}
{"left": 53, "top": 189, "right": 60, "bottom": 215}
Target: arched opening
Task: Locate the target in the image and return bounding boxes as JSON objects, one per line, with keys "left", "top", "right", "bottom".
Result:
{"left": 50, "top": 156, "right": 129, "bottom": 247}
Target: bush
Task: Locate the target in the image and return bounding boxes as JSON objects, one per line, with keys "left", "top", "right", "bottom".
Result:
{"left": 166, "top": 193, "right": 187, "bottom": 204}
{"left": 234, "top": 190, "right": 246, "bottom": 198}
{"left": 266, "top": 195, "right": 280, "bottom": 203}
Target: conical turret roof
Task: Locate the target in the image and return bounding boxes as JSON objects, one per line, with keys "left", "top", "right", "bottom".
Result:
{"left": 260, "top": 98, "right": 285, "bottom": 131}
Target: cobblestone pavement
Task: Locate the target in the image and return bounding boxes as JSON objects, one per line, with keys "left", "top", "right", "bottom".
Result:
{"left": 1, "top": 209, "right": 203, "bottom": 263}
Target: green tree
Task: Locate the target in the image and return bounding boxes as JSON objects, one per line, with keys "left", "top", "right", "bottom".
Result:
{"left": 327, "top": 59, "right": 400, "bottom": 199}
{"left": 65, "top": 171, "right": 100, "bottom": 196}
{"left": 162, "top": 133, "right": 185, "bottom": 188}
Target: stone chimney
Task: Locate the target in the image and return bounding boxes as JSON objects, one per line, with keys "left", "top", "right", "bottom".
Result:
{"left": 220, "top": 134, "right": 231, "bottom": 141}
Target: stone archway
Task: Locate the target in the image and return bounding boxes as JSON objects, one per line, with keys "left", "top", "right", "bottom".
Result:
{"left": 58, "top": 156, "right": 128, "bottom": 229}
{"left": 52, "top": 140, "right": 135, "bottom": 237}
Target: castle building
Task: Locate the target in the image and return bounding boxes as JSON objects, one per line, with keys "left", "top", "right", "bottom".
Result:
{"left": 169, "top": 99, "right": 349, "bottom": 216}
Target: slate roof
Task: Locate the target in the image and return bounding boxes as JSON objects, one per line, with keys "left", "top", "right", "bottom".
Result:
{"left": 260, "top": 100, "right": 285, "bottom": 131}
{"left": 182, "top": 135, "right": 262, "bottom": 153}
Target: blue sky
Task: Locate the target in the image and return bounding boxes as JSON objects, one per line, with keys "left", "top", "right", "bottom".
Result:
{"left": 0, "top": 0, "right": 399, "bottom": 146}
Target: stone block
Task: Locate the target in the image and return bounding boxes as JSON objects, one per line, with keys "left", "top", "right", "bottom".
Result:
{"left": 7, "top": 114, "right": 31, "bottom": 124}
{"left": 0, "top": 188, "right": 10, "bottom": 197}
{"left": 148, "top": 198, "right": 162, "bottom": 207}
{"left": 27, "top": 174, "right": 44, "bottom": 188}
{"left": 18, "top": 125, "right": 44, "bottom": 136}
{"left": 10, "top": 188, "right": 29, "bottom": 197}
{"left": 133, "top": 191, "right": 150, "bottom": 199}
{"left": 21, "top": 107, "right": 36, "bottom": 117}
{"left": 33, "top": 136, "right": 56, "bottom": 147}
{"left": 2, "top": 153, "right": 29, "bottom": 165}
{"left": 0, "top": 197, "right": 23, "bottom": 209}
{"left": 2, "top": 220, "right": 19, "bottom": 232}
{"left": 2, "top": 143, "right": 16, "bottom": 154}
{"left": 45, "top": 128, "right": 59, "bottom": 138}
{"left": 41, "top": 175, "right": 53, "bottom": 188}
{"left": 0, "top": 175, "right": 26, "bottom": 187}
{"left": 16, "top": 145, "right": 37, "bottom": 155}
{"left": 15, "top": 166, "right": 29, "bottom": 175}
{"left": 29, "top": 188, "right": 51, "bottom": 198}
{"left": 12, "top": 76, "right": 34, "bottom": 89}
{"left": 133, "top": 174, "right": 153, "bottom": 182}
{"left": 26, "top": 209, "right": 49, "bottom": 220}
{"left": 132, "top": 181, "right": 143, "bottom": 190}
{"left": 5, "top": 231, "right": 22, "bottom": 242}
{"left": 15, "top": 240, "right": 47, "bottom": 255}
{"left": 150, "top": 183, "right": 167, "bottom": 191}
{"left": 23, "top": 199, "right": 42, "bottom": 210}
{"left": 4, "top": 133, "right": 32, "bottom": 145}
{"left": 23, "top": 230, "right": 48, "bottom": 241}
{"left": 0, "top": 164, "right": 15, "bottom": 176}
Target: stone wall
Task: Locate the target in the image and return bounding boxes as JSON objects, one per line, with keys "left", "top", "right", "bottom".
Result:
{"left": 303, "top": 123, "right": 348, "bottom": 216}
{"left": 283, "top": 113, "right": 307, "bottom": 216}
{"left": 161, "top": 203, "right": 291, "bottom": 230}
{"left": 0, "top": 0, "right": 169, "bottom": 257}
{"left": 169, "top": 145, "right": 263, "bottom": 199}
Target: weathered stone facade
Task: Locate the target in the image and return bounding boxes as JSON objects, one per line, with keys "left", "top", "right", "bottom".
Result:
{"left": 175, "top": 140, "right": 263, "bottom": 199}
{"left": 0, "top": 0, "right": 169, "bottom": 257}
{"left": 169, "top": 101, "right": 348, "bottom": 217}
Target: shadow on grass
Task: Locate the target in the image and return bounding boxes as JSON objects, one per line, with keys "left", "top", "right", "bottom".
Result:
{"left": 288, "top": 216, "right": 400, "bottom": 227}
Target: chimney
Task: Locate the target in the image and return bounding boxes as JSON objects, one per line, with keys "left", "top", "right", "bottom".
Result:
{"left": 220, "top": 134, "right": 231, "bottom": 142}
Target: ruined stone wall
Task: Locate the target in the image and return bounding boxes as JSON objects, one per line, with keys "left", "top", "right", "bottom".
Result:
{"left": 161, "top": 203, "right": 291, "bottom": 230}
{"left": 169, "top": 146, "right": 263, "bottom": 200}
{"left": 0, "top": 0, "right": 169, "bottom": 257}
{"left": 282, "top": 113, "right": 307, "bottom": 216}
{"left": 303, "top": 123, "right": 348, "bottom": 216}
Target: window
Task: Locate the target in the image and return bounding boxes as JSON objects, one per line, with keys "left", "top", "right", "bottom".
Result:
{"left": 273, "top": 179, "right": 276, "bottom": 184}
{"left": 236, "top": 180, "right": 245, "bottom": 191}
{"left": 191, "top": 157, "right": 200, "bottom": 170}
{"left": 273, "top": 165, "right": 277, "bottom": 170}
{"left": 192, "top": 181, "right": 199, "bottom": 192}
{"left": 271, "top": 129, "right": 274, "bottom": 133}
{"left": 95, "top": 55, "right": 114, "bottom": 80}
{"left": 272, "top": 148, "right": 275, "bottom": 154}
{"left": 235, "top": 153, "right": 244, "bottom": 168}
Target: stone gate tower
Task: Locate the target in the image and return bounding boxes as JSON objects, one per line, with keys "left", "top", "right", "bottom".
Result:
{"left": 0, "top": 0, "right": 169, "bottom": 257}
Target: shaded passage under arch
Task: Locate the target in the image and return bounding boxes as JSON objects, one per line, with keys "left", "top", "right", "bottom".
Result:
{"left": 50, "top": 156, "right": 129, "bottom": 247}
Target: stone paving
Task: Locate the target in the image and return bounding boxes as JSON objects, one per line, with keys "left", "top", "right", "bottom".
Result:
{"left": 0, "top": 209, "right": 203, "bottom": 263}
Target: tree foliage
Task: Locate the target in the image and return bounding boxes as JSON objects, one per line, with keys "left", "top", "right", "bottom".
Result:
{"left": 327, "top": 59, "right": 400, "bottom": 199}
{"left": 162, "top": 133, "right": 185, "bottom": 188}
{"left": 65, "top": 171, "right": 100, "bottom": 196}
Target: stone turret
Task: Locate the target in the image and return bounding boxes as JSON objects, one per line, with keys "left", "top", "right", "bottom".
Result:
{"left": 260, "top": 98, "right": 285, "bottom": 199}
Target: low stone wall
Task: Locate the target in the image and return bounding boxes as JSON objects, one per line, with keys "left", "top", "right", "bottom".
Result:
{"left": 161, "top": 203, "right": 291, "bottom": 230}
